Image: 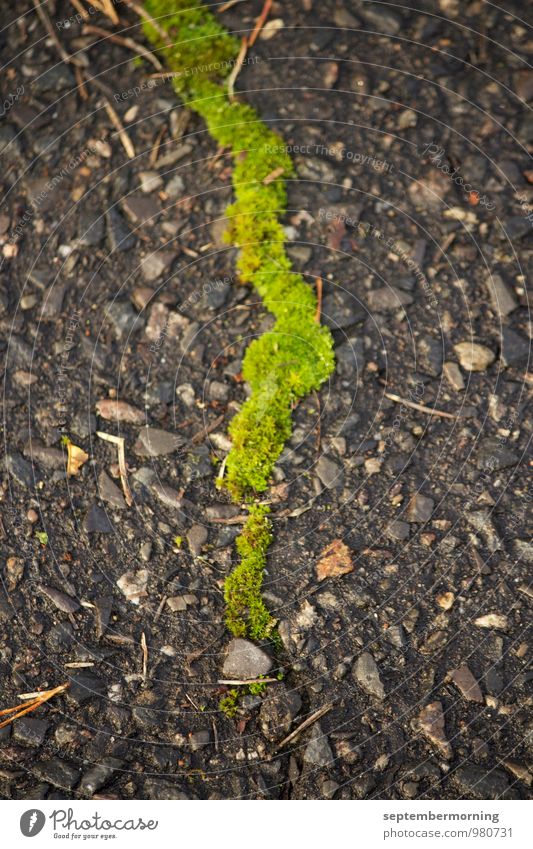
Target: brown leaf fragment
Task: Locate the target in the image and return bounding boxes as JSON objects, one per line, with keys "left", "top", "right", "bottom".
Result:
{"left": 66, "top": 441, "right": 89, "bottom": 476}
{"left": 316, "top": 539, "right": 353, "bottom": 581}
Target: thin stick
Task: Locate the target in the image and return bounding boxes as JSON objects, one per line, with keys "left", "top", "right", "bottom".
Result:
{"left": 190, "top": 413, "right": 225, "bottom": 445}
{"left": 32, "top": 0, "right": 85, "bottom": 67}
{"left": 247, "top": 0, "right": 273, "bottom": 47}
{"left": 273, "top": 702, "right": 334, "bottom": 752}
{"left": 149, "top": 122, "right": 167, "bottom": 166}
{"left": 122, "top": 0, "right": 171, "bottom": 45}
{"left": 209, "top": 514, "right": 247, "bottom": 525}
{"left": 227, "top": 36, "right": 248, "bottom": 102}
{"left": 96, "top": 432, "right": 133, "bottom": 506}
{"left": 263, "top": 166, "right": 285, "bottom": 185}
{"left": 92, "top": 0, "right": 119, "bottom": 24}
{"left": 82, "top": 24, "right": 163, "bottom": 70}
{"left": 218, "top": 0, "right": 245, "bottom": 12}
{"left": 141, "top": 632, "right": 148, "bottom": 683}
{"left": 154, "top": 594, "right": 167, "bottom": 623}
{"left": 314, "top": 276, "right": 323, "bottom": 323}
{"left": 70, "top": 0, "right": 90, "bottom": 21}
{"left": 0, "top": 684, "right": 68, "bottom": 730}
{"left": 218, "top": 677, "right": 279, "bottom": 686}
{"left": 74, "top": 65, "right": 89, "bottom": 101}
{"left": 103, "top": 98, "right": 136, "bottom": 158}
{"left": 384, "top": 392, "right": 459, "bottom": 420}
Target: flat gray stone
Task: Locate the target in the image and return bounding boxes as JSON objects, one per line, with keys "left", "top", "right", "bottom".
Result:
{"left": 316, "top": 455, "right": 343, "bottom": 489}
{"left": 303, "top": 724, "right": 334, "bottom": 766}
{"left": 406, "top": 493, "right": 434, "bottom": 523}
{"left": 484, "top": 273, "right": 517, "bottom": 317}
{"left": 134, "top": 426, "right": 184, "bottom": 457}
{"left": 353, "top": 652, "right": 385, "bottom": 700}
{"left": 222, "top": 638, "right": 273, "bottom": 680}
{"left": 98, "top": 470, "right": 126, "bottom": 509}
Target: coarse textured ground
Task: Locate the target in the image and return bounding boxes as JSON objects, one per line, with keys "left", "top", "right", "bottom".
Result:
{"left": 0, "top": 0, "right": 531, "bottom": 801}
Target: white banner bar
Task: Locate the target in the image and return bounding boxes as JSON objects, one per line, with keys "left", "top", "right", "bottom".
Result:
{"left": 1, "top": 799, "right": 529, "bottom": 849}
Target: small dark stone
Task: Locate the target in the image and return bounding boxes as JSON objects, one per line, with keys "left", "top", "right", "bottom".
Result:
{"left": 454, "top": 766, "right": 511, "bottom": 799}
{"left": 503, "top": 216, "right": 531, "bottom": 240}
{"left": 35, "top": 757, "right": 80, "bottom": 790}
{"left": 106, "top": 301, "right": 138, "bottom": 339}
{"left": 362, "top": 3, "right": 402, "bottom": 35}
{"left": 98, "top": 471, "right": 127, "bottom": 510}
{"left": 321, "top": 290, "right": 365, "bottom": 329}
{"left": 38, "top": 585, "right": 79, "bottom": 614}
{"left": 134, "top": 427, "right": 185, "bottom": 457}
{"left": 106, "top": 208, "right": 135, "bottom": 251}
{"left": 6, "top": 453, "right": 38, "bottom": 487}
{"left": 500, "top": 327, "right": 530, "bottom": 368}
{"left": 259, "top": 684, "right": 302, "bottom": 741}
{"left": 386, "top": 520, "right": 410, "bottom": 541}
{"left": 144, "top": 778, "right": 191, "bottom": 800}
{"left": 77, "top": 208, "right": 105, "bottom": 247}
{"left": 68, "top": 672, "right": 106, "bottom": 704}
{"left": 13, "top": 718, "right": 49, "bottom": 747}
{"left": 189, "top": 730, "right": 211, "bottom": 752}
{"left": 47, "top": 622, "right": 75, "bottom": 649}
{"left": 84, "top": 504, "right": 114, "bottom": 534}
{"left": 476, "top": 438, "right": 519, "bottom": 472}
{"left": 79, "top": 757, "right": 123, "bottom": 796}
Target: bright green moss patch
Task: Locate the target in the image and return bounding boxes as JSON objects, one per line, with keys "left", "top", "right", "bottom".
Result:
{"left": 143, "top": 0, "right": 335, "bottom": 640}
{"left": 224, "top": 504, "right": 274, "bottom": 638}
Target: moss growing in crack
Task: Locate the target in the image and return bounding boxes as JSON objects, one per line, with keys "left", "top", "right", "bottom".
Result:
{"left": 224, "top": 504, "right": 274, "bottom": 638}
{"left": 143, "top": 0, "right": 335, "bottom": 640}
{"left": 219, "top": 688, "right": 240, "bottom": 718}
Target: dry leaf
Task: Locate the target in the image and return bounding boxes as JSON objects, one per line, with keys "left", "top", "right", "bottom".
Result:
{"left": 316, "top": 539, "right": 353, "bottom": 581}
{"left": 66, "top": 441, "right": 89, "bottom": 475}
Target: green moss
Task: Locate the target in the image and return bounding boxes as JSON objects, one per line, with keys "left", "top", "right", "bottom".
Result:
{"left": 143, "top": 1, "right": 335, "bottom": 641}
{"left": 224, "top": 504, "right": 274, "bottom": 638}
{"left": 219, "top": 688, "right": 240, "bottom": 718}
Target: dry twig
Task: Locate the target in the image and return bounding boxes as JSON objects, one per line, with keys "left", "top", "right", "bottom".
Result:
{"left": 248, "top": 0, "right": 273, "bottom": 47}
{"left": 103, "top": 98, "right": 136, "bottom": 158}
{"left": 273, "top": 702, "right": 334, "bottom": 753}
{"left": 91, "top": 0, "right": 119, "bottom": 24}
{"left": 122, "top": 0, "right": 171, "bottom": 44}
{"left": 227, "top": 36, "right": 248, "bottom": 102}
{"left": 0, "top": 684, "right": 69, "bottom": 730}
{"left": 69, "top": 0, "right": 90, "bottom": 21}
{"left": 96, "top": 431, "right": 133, "bottom": 506}
{"left": 218, "top": 677, "right": 279, "bottom": 686}
{"left": 141, "top": 632, "right": 148, "bottom": 683}
{"left": 384, "top": 392, "right": 460, "bottom": 420}
{"left": 82, "top": 24, "right": 163, "bottom": 70}
{"left": 263, "top": 166, "right": 285, "bottom": 185}
{"left": 314, "top": 276, "right": 323, "bottom": 323}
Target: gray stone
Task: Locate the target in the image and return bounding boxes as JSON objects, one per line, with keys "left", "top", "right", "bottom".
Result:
{"left": 466, "top": 509, "right": 502, "bottom": 552}
{"left": 500, "top": 327, "right": 530, "bottom": 368}
{"left": 106, "top": 208, "right": 135, "bottom": 252}
{"left": 386, "top": 520, "right": 410, "bottom": 541}
{"left": 454, "top": 766, "right": 511, "bottom": 799}
{"left": 189, "top": 730, "right": 210, "bottom": 752}
{"left": 141, "top": 250, "right": 177, "bottom": 282}
{"left": 79, "top": 758, "right": 123, "bottom": 796}
{"left": 259, "top": 684, "right": 302, "bottom": 741}
{"left": 84, "top": 504, "right": 113, "bottom": 533}
{"left": 13, "top": 718, "right": 49, "bottom": 747}
{"left": 98, "top": 470, "right": 126, "bottom": 509}
{"left": 354, "top": 652, "right": 385, "bottom": 700}
{"left": 476, "top": 438, "right": 519, "bottom": 472}
{"left": 187, "top": 524, "right": 208, "bottom": 555}
{"left": 316, "top": 455, "right": 343, "bottom": 489}
{"left": 35, "top": 757, "right": 79, "bottom": 790}
{"left": 134, "top": 427, "right": 184, "bottom": 456}
{"left": 152, "top": 483, "right": 183, "bottom": 510}
{"left": 106, "top": 301, "right": 138, "bottom": 339}
{"left": 6, "top": 453, "right": 37, "bottom": 487}
{"left": 138, "top": 170, "right": 163, "bottom": 193}
{"left": 68, "top": 671, "right": 106, "bottom": 704}
{"left": 23, "top": 441, "right": 64, "bottom": 470}
{"left": 303, "top": 724, "right": 334, "bottom": 766}
{"left": 39, "top": 585, "right": 79, "bottom": 614}
{"left": 484, "top": 273, "right": 517, "bottom": 317}
{"left": 362, "top": 3, "right": 402, "bottom": 35}
{"left": 321, "top": 290, "right": 365, "bottom": 329}
{"left": 77, "top": 209, "right": 104, "bottom": 247}
{"left": 406, "top": 494, "right": 434, "bottom": 523}
{"left": 222, "top": 638, "right": 273, "bottom": 680}
{"left": 367, "top": 286, "right": 413, "bottom": 311}
{"left": 165, "top": 174, "right": 185, "bottom": 200}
